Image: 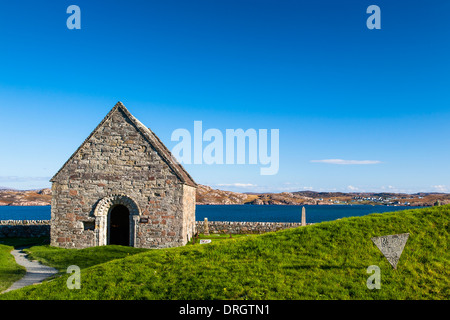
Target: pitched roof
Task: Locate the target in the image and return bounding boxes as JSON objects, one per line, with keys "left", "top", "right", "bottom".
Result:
{"left": 50, "top": 101, "right": 197, "bottom": 187}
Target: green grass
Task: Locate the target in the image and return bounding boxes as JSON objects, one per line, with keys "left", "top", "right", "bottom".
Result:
{"left": 0, "top": 237, "right": 49, "bottom": 292}
{"left": 0, "top": 244, "right": 26, "bottom": 293}
{"left": 1, "top": 205, "right": 449, "bottom": 300}
{"left": 22, "top": 245, "right": 149, "bottom": 274}
{"left": 0, "top": 238, "right": 148, "bottom": 292}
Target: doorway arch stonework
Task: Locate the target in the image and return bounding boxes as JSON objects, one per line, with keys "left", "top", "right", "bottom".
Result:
{"left": 93, "top": 194, "right": 140, "bottom": 247}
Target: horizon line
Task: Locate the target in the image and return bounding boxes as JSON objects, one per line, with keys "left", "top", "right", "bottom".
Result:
{"left": 1, "top": 185, "right": 448, "bottom": 195}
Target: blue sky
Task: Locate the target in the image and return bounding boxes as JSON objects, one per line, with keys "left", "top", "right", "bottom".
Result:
{"left": 0, "top": 0, "right": 449, "bottom": 193}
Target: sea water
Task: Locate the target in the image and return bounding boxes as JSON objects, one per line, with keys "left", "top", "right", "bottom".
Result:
{"left": 0, "top": 204, "right": 424, "bottom": 223}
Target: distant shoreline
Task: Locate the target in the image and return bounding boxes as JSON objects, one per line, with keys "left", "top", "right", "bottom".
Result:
{"left": 196, "top": 202, "right": 431, "bottom": 207}
{"left": 1, "top": 185, "right": 448, "bottom": 207}
{"left": 0, "top": 203, "right": 432, "bottom": 207}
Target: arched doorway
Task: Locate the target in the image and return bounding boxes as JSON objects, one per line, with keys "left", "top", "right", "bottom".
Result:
{"left": 94, "top": 194, "right": 140, "bottom": 247}
{"left": 108, "top": 205, "right": 130, "bottom": 246}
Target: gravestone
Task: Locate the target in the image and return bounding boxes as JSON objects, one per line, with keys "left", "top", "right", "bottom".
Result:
{"left": 371, "top": 233, "right": 409, "bottom": 269}
{"left": 204, "top": 217, "right": 209, "bottom": 235}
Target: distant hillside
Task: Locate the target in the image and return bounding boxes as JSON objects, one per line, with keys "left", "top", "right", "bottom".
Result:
{"left": 1, "top": 185, "right": 449, "bottom": 207}
{"left": 196, "top": 185, "right": 250, "bottom": 204}
{"left": 198, "top": 187, "right": 449, "bottom": 206}
{"left": 0, "top": 189, "right": 52, "bottom": 206}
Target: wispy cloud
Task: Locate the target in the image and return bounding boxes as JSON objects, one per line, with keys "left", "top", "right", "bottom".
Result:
{"left": 433, "top": 185, "right": 447, "bottom": 193}
{"left": 0, "top": 176, "right": 51, "bottom": 182}
{"left": 216, "top": 183, "right": 257, "bottom": 188}
{"left": 213, "top": 182, "right": 318, "bottom": 193}
{"left": 0, "top": 176, "right": 51, "bottom": 190}
{"left": 310, "top": 159, "right": 381, "bottom": 165}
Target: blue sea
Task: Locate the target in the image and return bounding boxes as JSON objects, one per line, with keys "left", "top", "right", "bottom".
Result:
{"left": 0, "top": 204, "right": 424, "bottom": 223}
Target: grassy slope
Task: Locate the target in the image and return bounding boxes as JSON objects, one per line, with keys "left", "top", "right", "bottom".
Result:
{"left": 1, "top": 205, "right": 449, "bottom": 300}
{"left": 0, "top": 245, "right": 26, "bottom": 292}
{"left": 22, "top": 245, "right": 148, "bottom": 273}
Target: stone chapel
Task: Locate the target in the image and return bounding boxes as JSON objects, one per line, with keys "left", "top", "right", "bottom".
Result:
{"left": 50, "top": 102, "right": 197, "bottom": 249}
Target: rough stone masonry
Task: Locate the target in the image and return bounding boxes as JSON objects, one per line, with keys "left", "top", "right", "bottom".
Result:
{"left": 50, "top": 102, "right": 197, "bottom": 249}
{"left": 0, "top": 220, "right": 306, "bottom": 238}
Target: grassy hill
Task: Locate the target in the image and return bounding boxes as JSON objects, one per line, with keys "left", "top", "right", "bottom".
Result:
{"left": 1, "top": 205, "right": 448, "bottom": 300}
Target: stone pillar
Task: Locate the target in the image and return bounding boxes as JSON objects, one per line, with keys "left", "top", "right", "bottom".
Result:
{"left": 95, "top": 215, "right": 107, "bottom": 246}
{"left": 301, "top": 206, "right": 306, "bottom": 226}
{"left": 132, "top": 215, "right": 140, "bottom": 247}
{"left": 204, "top": 217, "right": 209, "bottom": 235}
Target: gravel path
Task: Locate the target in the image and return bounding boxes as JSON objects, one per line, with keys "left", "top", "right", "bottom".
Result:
{"left": 2, "top": 247, "right": 58, "bottom": 293}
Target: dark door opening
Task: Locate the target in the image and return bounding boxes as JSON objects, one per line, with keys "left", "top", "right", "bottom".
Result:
{"left": 109, "top": 205, "right": 130, "bottom": 246}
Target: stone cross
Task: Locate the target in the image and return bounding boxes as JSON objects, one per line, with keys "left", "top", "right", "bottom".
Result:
{"left": 301, "top": 206, "right": 306, "bottom": 226}
{"left": 204, "top": 217, "right": 209, "bottom": 235}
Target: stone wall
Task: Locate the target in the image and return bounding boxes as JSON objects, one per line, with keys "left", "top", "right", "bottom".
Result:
{"left": 0, "top": 220, "right": 306, "bottom": 239}
{"left": 196, "top": 220, "right": 304, "bottom": 234}
{"left": 0, "top": 220, "right": 50, "bottom": 238}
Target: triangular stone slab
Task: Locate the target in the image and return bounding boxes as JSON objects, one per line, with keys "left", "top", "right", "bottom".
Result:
{"left": 371, "top": 233, "right": 409, "bottom": 269}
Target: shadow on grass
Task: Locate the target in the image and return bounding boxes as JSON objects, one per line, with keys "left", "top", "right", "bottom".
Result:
{"left": 0, "top": 237, "right": 49, "bottom": 248}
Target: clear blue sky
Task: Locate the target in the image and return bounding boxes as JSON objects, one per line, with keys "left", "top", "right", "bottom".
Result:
{"left": 0, "top": 0, "right": 449, "bottom": 193}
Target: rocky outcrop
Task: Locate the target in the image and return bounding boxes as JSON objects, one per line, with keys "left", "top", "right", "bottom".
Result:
{"left": 37, "top": 189, "right": 52, "bottom": 196}
{"left": 196, "top": 185, "right": 248, "bottom": 205}
{"left": 8, "top": 200, "right": 51, "bottom": 206}
{"left": 245, "top": 192, "right": 317, "bottom": 205}
{"left": 0, "top": 189, "right": 52, "bottom": 206}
